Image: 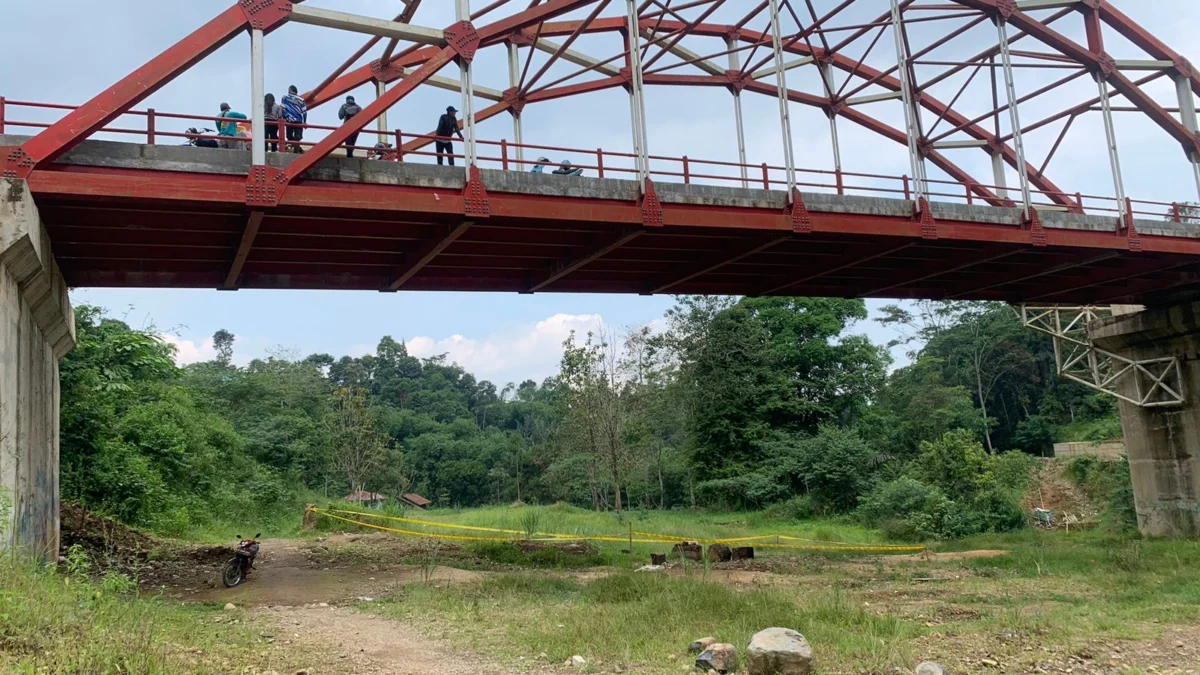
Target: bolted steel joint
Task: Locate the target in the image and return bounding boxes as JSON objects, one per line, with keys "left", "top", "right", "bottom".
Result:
{"left": 1096, "top": 52, "right": 1117, "bottom": 78}
{"left": 370, "top": 60, "right": 405, "bottom": 84}
{"left": 2, "top": 147, "right": 36, "bottom": 180}
{"left": 724, "top": 70, "right": 749, "bottom": 93}
{"left": 239, "top": 0, "right": 294, "bottom": 32}
{"left": 502, "top": 87, "right": 527, "bottom": 116}
{"left": 1174, "top": 56, "right": 1194, "bottom": 80}
{"left": 444, "top": 21, "right": 481, "bottom": 63}
{"left": 725, "top": 28, "right": 743, "bottom": 43}
{"left": 1079, "top": 0, "right": 1102, "bottom": 8}
{"left": 618, "top": 67, "right": 635, "bottom": 91}
{"left": 826, "top": 99, "right": 844, "bottom": 118}
{"left": 986, "top": 137, "right": 1006, "bottom": 156}
{"left": 508, "top": 29, "right": 535, "bottom": 47}
{"left": 994, "top": 0, "right": 1018, "bottom": 21}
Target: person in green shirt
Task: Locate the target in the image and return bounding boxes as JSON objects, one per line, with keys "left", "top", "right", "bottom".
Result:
{"left": 217, "top": 102, "right": 248, "bottom": 150}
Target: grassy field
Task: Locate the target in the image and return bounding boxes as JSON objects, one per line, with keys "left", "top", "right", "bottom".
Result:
{"left": 358, "top": 523, "right": 1200, "bottom": 674}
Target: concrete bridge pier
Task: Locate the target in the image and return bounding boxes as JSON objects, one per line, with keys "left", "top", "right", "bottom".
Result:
{"left": 0, "top": 179, "right": 75, "bottom": 559}
{"left": 1091, "top": 304, "right": 1200, "bottom": 537}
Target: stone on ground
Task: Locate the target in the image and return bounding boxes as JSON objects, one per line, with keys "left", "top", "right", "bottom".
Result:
{"left": 636, "top": 564, "right": 665, "bottom": 572}
{"left": 695, "top": 643, "right": 737, "bottom": 673}
{"left": 746, "top": 627, "right": 814, "bottom": 675}
{"left": 707, "top": 544, "right": 732, "bottom": 562}
{"left": 916, "top": 661, "right": 949, "bottom": 675}
{"left": 688, "top": 637, "right": 717, "bottom": 654}
{"left": 223, "top": 603, "right": 237, "bottom": 611}
{"left": 731, "top": 546, "right": 755, "bottom": 560}
{"left": 569, "top": 655, "right": 586, "bottom": 667}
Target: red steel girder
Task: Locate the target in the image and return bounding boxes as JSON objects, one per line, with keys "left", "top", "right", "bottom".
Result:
{"left": 388, "top": 220, "right": 474, "bottom": 290}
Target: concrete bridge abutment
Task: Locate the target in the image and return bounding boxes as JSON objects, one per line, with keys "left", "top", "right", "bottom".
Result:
{"left": 1092, "top": 304, "right": 1200, "bottom": 537}
{"left": 0, "top": 178, "right": 75, "bottom": 559}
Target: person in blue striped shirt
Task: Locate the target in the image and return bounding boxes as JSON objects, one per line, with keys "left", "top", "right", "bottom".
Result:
{"left": 281, "top": 85, "right": 308, "bottom": 153}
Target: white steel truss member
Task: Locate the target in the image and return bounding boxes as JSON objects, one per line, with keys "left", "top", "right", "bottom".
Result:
{"left": 1174, "top": 73, "right": 1200, "bottom": 202}
{"left": 821, "top": 62, "right": 843, "bottom": 190}
{"left": 996, "top": 19, "right": 1032, "bottom": 219}
{"left": 1019, "top": 305, "right": 1186, "bottom": 407}
{"left": 508, "top": 41, "right": 525, "bottom": 169}
{"left": 768, "top": 0, "right": 797, "bottom": 196}
{"left": 1097, "top": 74, "right": 1128, "bottom": 223}
{"left": 625, "top": 0, "right": 651, "bottom": 188}
{"left": 250, "top": 28, "right": 265, "bottom": 166}
{"left": 727, "top": 36, "right": 749, "bottom": 188}
{"left": 890, "top": 0, "right": 927, "bottom": 202}
{"left": 456, "top": 0, "right": 478, "bottom": 171}
{"left": 375, "top": 80, "right": 389, "bottom": 144}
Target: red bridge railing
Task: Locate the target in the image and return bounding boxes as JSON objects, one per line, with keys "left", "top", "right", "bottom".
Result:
{"left": 0, "top": 96, "right": 1190, "bottom": 226}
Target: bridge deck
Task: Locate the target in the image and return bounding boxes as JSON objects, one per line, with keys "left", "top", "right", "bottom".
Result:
{"left": 6, "top": 136, "right": 1199, "bottom": 303}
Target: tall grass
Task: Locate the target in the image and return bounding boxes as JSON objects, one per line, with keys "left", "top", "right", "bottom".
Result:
{"left": 0, "top": 559, "right": 263, "bottom": 673}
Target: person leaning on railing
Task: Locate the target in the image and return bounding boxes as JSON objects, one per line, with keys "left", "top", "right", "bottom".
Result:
{"left": 281, "top": 85, "right": 307, "bottom": 154}
{"left": 217, "top": 102, "right": 247, "bottom": 150}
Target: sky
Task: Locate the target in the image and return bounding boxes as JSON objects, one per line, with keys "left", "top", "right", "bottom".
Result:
{"left": 4, "top": 0, "right": 1199, "bottom": 385}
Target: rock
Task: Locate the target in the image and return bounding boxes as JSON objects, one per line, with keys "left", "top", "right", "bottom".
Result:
{"left": 223, "top": 603, "right": 237, "bottom": 611}
{"left": 356, "top": 597, "right": 375, "bottom": 602}
{"left": 980, "top": 658, "right": 999, "bottom": 667}
{"left": 696, "top": 643, "right": 738, "bottom": 673}
{"left": 635, "top": 565, "right": 665, "bottom": 572}
{"left": 672, "top": 541, "right": 703, "bottom": 561}
{"left": 731, "top": 546, "right": 755, "bottom": 561}
{"left": 707, "top": 544, "right": 733, "bottom": 563}
{"left": 689, "top": 637, "right": 717, "bottom": 655}
{"left": 916, "top": 662, "right": 949, "bottom": 675}
{"left": 570, "top": 655, "right": 587, "bottom": 667}
{"left": 651, "top": 553, "right": 668, "bottom": 565}
{"left": 746, "top": 627, "right": 814, "bottom": 675}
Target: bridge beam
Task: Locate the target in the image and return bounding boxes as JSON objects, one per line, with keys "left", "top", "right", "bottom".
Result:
{"left": 1091, "top": 304, "right": 1200, "bottom": 537}
{"left": 0, "top": 179, "right": 75, "bottom": 561}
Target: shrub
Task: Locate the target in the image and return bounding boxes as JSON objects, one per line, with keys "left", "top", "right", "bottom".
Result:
{"left": 1065, "top": 455, "right": 1138, "bottom": 532}
{"left": 792, "top": 426, "right": 876, "bottom": 514}
{"left": 696, "top": 473, "right": 788, "bottom": 510}
{"left": 763, "top": 495, "right": 815, "bottom": 521}
{"left": 993, "top": 451, "right": 1040, "bottom": 492}
{"left": 967, "top": 488, "right": 1028, "bottom": 533}
{"left": 910, "top": 429, "right": 995, "bottom": 500}
{"left": 858, "top": 477, "right": 969, "bottom": 541}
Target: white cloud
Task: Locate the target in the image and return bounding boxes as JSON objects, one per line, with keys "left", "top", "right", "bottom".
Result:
{"left": 160, "top": 333, "right": 217, "bottom": 366}
{"left": 405, "top": 313, "right": 608, "bottom": 384}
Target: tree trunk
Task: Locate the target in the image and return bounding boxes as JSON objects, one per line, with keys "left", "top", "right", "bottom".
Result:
{"left": 975, "top": 357, "right": 995, "bottom": 454}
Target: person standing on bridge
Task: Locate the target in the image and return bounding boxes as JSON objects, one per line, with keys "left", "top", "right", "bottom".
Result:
{"left": 282, "top": 85, "right": 308, "bottom": 154}
{"left": 264, "top": 93, "right": 282, "bottom": 153}
{"left": 339, "top": 96, "right": 364, "bottom": 158}
{"left": 217, "top": 103, "right": 248, "bottom": 150}
{"left": 435, "top": 106, "right": 464, "bottom": 166}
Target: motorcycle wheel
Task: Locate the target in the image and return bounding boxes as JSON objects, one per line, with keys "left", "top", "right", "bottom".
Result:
{"left": 222, "top": 559, "right": 245, "bottom": 588}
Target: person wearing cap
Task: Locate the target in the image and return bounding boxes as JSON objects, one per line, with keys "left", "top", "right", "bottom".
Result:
{"left": 217, "top": 102, "right": 248, "bottom": 150}
{"left": 339, "top": 95, "right": 364, "bottom": 157}
{"left": 553, "top": 159, "right": 584, "bottom": 177}
{"left": 435, "top": 105, "right": 465, "bottom": 166}
{"left": 532, "top": 157, "right": 551, "bottom": 173}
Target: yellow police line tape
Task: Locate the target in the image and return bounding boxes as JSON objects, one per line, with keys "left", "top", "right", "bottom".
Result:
{"left": 307, "top": 507, "right": 926, "bottom": 554}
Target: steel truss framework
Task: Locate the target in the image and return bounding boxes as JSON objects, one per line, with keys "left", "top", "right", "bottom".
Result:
{"left": 3, "top": 0, "right": 1200, "bottom": 299}
{"left": 1020, "top": 305, "right": 1186, "bottom": 407}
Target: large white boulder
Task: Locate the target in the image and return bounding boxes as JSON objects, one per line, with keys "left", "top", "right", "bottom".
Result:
{"left": 746, "top": 627, "right": 815, "bottom": 675}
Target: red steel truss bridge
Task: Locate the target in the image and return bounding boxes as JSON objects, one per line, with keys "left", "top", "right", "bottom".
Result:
{"left": 4, "top": 0, "right": 1200, "bottom": 303}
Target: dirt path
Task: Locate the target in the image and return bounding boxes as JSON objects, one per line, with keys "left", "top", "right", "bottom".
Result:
{"left": 186, "top": 538, "right": 483, "bottom": 606}
{"left": 254, "top": 605, "right": 556, "bottom": 675}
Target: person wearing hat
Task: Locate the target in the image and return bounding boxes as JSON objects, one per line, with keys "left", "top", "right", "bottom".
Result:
{"left": 216, "top": 102, "right": 247, "bottom": 150}
{"left": 435, "top": 105, "right": 465, "bottom": 166}
{"left": 339, "top": 95, "right": 364, "bottom": 157}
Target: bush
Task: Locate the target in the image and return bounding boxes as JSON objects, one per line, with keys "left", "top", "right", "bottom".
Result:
{"left": 792, "top": 426, "right": 876, "bottom": 514}
{"left": 696, "top": 473, "right": 788, "bottom": 510}
{"left": 1065, "top": 455, "right": 1138, "bottom": 532}
{"left": 763, "top": 495, "right": 815, "bottom": 521}
{"left": 910, "top": 429, "right": 995, "bottom": 500}
{"left": 993, "top": 451, "right": 1040, "bottom": 492}
{"left": 858, "top": 477, "right": 970, "bottom": 541}
{"left": 967, "top": 488, "right": 1028, "bottom": 533}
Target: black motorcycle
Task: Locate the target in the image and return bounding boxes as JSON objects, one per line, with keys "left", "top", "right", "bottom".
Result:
{"left": 222, "top": 534, "right": 261, "bottom": 588}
